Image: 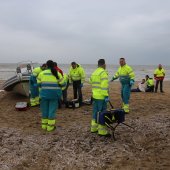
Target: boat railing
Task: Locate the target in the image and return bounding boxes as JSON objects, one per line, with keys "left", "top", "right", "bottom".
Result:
{"left": 16, "top": 61, "right": 39, "bottom": 75}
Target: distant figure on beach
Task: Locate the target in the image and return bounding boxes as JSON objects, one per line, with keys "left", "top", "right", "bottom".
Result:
{"left": 89, "top": 59, "right": 110, "bottom": 136}
{"left": 69, "top": 62, "right": 86, "bottom": 105}
{"left": 131, "top": 79, "right": 146, "bottom": 92}
{"left": 145, "top": 75, "right": 154, "bottom": 92}
{"left": 37, "top": 60, "right": 66, "bottom": 132}
{"left": 111, "top": 57, "right": 135, "bottom": 113}
{"left": 29, "top": 63, "right": 46, "bottom": 106}
{"left": 154, "top": 64, "right": 165, "bottom": 93}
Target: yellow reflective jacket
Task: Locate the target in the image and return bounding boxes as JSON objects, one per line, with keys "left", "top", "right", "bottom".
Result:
{"left": 154, "top": 68, "right": 165, "bottom": 78}
{"left": 90, "top": 67, "right": 109, "bottom": 100}
{"left": 37, "top": 69, "right": 65, "bottom": 99}
{"left": 69, "top": 64, "right": 85, "bottom": 83}
{"left": 113, "top": 64, "right": 135, "bottom": 84}
{"left": 32, "top": 67, "right": 43, "bottom": 77}
{"left": 61, "top": 74, "right": 68, "bottom": 90}
{"left": 146, "top": 78, "right": 154, "bottom": 87}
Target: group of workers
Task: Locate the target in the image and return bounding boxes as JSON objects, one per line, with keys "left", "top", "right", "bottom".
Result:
{"left": 29, "top": 60, "right": 85, "bottom": 132}
{"left": 131, "top": 64, "right": 166, "bottom": 93}
{"left": 29, "top": 58, "right": 166, "bottom": 136}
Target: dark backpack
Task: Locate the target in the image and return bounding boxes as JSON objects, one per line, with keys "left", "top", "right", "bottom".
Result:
{"left": 97, "top": 109, "right": 125, "bottom": 126}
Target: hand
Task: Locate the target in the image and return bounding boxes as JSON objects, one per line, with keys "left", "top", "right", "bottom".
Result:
{"left": 130, "top": 80, "right": 134, "bottom": 86}
{"left": 104, "top": 96, "right": 109, "bottom": 103}
{"left": 111, "top": 77, "right": 117, "bottom": 81}
{"left": 111, "top": 77, "right": 115, "bottom": 82}
{"left": 80, "top": 83, "right": 83, "bottom": 88}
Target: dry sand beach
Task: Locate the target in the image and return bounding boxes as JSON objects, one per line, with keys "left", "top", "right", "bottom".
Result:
{"left": 0, "top": 81, "right": 170, "bottom": 170}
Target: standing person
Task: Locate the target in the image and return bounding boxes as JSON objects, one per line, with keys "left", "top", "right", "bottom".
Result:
{"left": 61, "top": 73, "right": 69, "bottom": 107}
{"left": 145, "top": 75, "right": 154, "bottom": 92}
{"left": 54, "top": 62, "right": 64, "bottom": 76}
{"left": 69, "top": 62, "right": 85, "bottom": 105}
{"left": 29, "top": 64, "right": 46, "bottom": 106}
{"left": 37, "top": 60, "right": 66, "bottom": 132}
{"left": 154, "top": 64, "right": 166, "bottom": 93}
{"left": 111, "top": 57, "right": 135, "bottom": 113}
{"left": 90, "top": 59, "right": 110, "bottom": 136}
{"left": 54, "top": 62, "right": 64, "bottom": 108}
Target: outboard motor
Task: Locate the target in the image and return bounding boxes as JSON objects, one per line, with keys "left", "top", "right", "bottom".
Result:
{"left": 27, "top": 64, "right": 32, "bottom": 73}
{"left": 16, "top": 67, "right": 21, "bottom": 74}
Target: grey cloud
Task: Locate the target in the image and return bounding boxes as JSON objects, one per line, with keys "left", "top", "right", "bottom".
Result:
{"left": 0, "top": 0, "right": 170, "bottom": 65}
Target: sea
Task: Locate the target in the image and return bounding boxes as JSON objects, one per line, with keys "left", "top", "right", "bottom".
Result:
{"left": 0, "top": 63, "right": 169, "bottom": 81}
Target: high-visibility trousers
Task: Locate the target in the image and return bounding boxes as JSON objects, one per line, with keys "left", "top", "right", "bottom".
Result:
{"left": 92, "top": 99, "right": 107, "bottom": 121}
{"left": 40, "top": 98, "right": 58, "bottom": 131}
{"left": 98, "top": 124, "right": 109, "bottom": 136}
{"left": 91, "top": 119, "right": 98, "bottom": 133}
{"left": 120, "top": 83, "right": 131, "bottom": 112}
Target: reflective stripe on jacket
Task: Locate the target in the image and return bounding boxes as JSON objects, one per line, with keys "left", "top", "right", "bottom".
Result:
{"left": 90, "top": 67, "right": 109, "bottom": 100}
{"left": 113, "top": 64, "right": 135, "bottom": 84}
{"left": 37, "top": 69, "right": 65, "bottom": 99}
{"left": 69, "top": 64, "right": 85, "bottom": 83}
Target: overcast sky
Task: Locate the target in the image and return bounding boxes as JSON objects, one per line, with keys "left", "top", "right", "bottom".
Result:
{"left": 0, "top": 0, "right": 170, "bottom": 65}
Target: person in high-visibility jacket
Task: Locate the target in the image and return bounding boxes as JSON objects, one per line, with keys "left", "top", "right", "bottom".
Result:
{"left": 111, "top": 58, "right": 135, "bottom": 113}
{"left": 37, "top": 60, "right": 66, "bottom": 132}
{"left": 145, "top": 75, "right": 154, "bottom": 92}
{"left": 69, "top": 62, "right": 86, "bottom": 105}
{"left": 154, "top": 64, "right": 165, "bottom": 93}
{"left": 89, "top": 59, "right": 110, "bottom": 136}
{"left": 54, "top": 62, "right": 65, "bottom": 108}
{"left": 61, "top": 73, "right": 69, "bottom": 106}
{"left": 29, "top": 64, "right": 46, "bottom": 106}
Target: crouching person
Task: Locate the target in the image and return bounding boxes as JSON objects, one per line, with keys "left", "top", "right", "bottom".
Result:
{"left": 145, "top": 75, "right": 154, "bottom": 92}
{"left": 37, "top": 60, "right": 66, "bottom": 132}
{"left": 89, "top": 59, "right": 110, "bottom": 137}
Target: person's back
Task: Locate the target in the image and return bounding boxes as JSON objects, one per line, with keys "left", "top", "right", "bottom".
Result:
{"left": 38, "top": 60, "right": 66, "bottom": 132}
{"left": 90, "top": 59, "right": 110, "bottom": 137}
{"left": 90, "top": 67, "right": 108, "bottom": 99}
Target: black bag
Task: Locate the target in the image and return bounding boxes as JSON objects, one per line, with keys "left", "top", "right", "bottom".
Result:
{"left": 66, "top": 99, "right": 80, "bottom": 109}
{"left": 97, "top": 109, "right": 125, "bottom": 125}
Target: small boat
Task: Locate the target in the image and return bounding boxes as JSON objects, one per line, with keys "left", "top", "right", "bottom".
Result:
{"left": 2, "top": 62, "right": 35, "bottom": 97}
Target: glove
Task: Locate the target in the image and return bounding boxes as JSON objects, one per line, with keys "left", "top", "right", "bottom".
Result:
{"left": 104, "top": 96, "right": 109, "bottom": 103}
{"left": 111, "top": 77, "right": 117, "bottom": 82}
{"left": 80, "top": 83, "right": 83, "bottom": 88}
{"left": 130, "top": 80, "right": 134, "bottom": 86}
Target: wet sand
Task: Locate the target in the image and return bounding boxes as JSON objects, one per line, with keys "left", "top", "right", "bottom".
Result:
{"left": 0, "top": 81, "right": 170, "bottom": 170}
